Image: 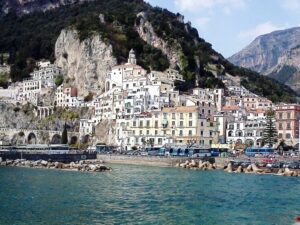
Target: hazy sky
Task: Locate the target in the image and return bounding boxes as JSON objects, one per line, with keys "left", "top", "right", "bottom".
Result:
{"left": 147, "top": 0, "right": 300, "bottom": 57}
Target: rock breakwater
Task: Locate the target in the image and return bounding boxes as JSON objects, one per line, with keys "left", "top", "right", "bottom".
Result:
{"left": 0, "top": 158, "right": 111, "bottom": 172}
{"left": 175, "top": 159, "right": 217, "bottom": 171}
{"left": 224, "top": 162, "right": 299, "bottom": 177}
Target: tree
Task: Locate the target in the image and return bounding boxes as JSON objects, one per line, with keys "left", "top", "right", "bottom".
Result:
{"left": 263, "top": 109, "right": 278, "bottom": 148}
{"left": 55, "top": 75, "right": 64, "bottom": 87}
{"left": 61, "top": 123, "right": 68, "bottom": 144}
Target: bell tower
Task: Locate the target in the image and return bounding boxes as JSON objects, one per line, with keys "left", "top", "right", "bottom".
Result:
{"left": 128, "top": 49, "right": 137, "bottom": 65}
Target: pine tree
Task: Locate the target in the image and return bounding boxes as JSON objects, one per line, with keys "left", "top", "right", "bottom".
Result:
{"left": 61, "top": 123, "right": 68, "bottom": 144}
{"left": 263, "top": 109, "right": 277, "bottom": 148}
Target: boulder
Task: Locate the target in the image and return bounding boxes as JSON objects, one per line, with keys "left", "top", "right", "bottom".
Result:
{"left": 263, "top": 168, "right": 272, "bottom": 173}
{"left": 89, "top": 164, "right": 97, "bottom": 171}
{"left": 54, "top": 162, "right": 63, "bottom": 169}
{"left": 0, "top": 157, "right": 3, "bottom": 163}
{"left": 6, "top": 160, "right": 13, "bottom": 165}
{"left": 283, "top": 168, "right": 294, "bottom": 176}
{"left": 245, "top": 165, "right": 252, "bottom": 173}
{"left": 41, "top": 160, "right": 48, "bottom": 167}
{"left": 207, "top": 163, "right": 214, "bottom": 170}
{"left": 277, "top": 169, "right": 284, "bottom": 175}
{"left": 251, "top": 164, "right": 263, "bottom": 173}
{"left": 224, "top": 163, "right": 233, "bottom": 173}
{"left": 175, "top": 163, "right": 180, "bottom": 167}
{"left": 235, "top": 166, "right": 243, "bottom": 173}
{"left": 24, "top": 161, "right": 31, "bottom": 167}
{"left": 70, "top": 162, "right": 75, "bottom": 168}
{"left": 190, "top": 160, "right": 197, "bottom": 167}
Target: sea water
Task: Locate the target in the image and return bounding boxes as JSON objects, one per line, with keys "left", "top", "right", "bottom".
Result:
{"left": 1, "top": 165, "right": 300, "bottom": 225}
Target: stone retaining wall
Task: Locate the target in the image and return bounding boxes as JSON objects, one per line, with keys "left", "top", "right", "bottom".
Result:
{"left": 97, "top": 155, "right": 216, "bottom": 167}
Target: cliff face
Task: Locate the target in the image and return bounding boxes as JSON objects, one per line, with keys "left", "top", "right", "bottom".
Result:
{"left": 228, "top": 27, "right": 300, "bottom": 93}
{"left": 55, "top": 29, "right": 117, "bottom": 96}
{"left": 229, "top": 27, "right": 300, "bottom": 74}
{"left": 135, "top": 12, "right": 183, "bottom": 70}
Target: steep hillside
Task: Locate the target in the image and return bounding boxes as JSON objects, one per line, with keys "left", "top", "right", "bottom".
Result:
{"left": 0, "top": 0, "right": 298, "bottom": 102}
{"left": 229, "top": 27, "right": 300, "bottom": 93}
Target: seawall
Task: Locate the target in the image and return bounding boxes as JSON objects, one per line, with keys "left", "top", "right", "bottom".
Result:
{"left": 0, "top": 152, "right": 97, "bottom": 163}
{"left": 97, "top": 155, "right": 222, "bottom": 167}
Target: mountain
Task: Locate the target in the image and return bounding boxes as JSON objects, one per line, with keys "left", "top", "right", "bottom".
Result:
{"left": 0, "top": 0, "right": 91, "bottom": 16}
{"left": 0, "top": 0, "right": 298, "bottom": 103}
{"left": 228, "top": 27, "right": 300, "bottom": 93}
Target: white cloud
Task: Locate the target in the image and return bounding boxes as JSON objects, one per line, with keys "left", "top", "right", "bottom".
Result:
{"left": 280, "top": 0, "right": 300, "bottom": 11}
{"left": 238, "top": 22, "right": 285, "bottom": 40}
{"left": 195, "top": 17, "right": 210, "bottom": 28}
{"left": 174, "top": 0, "right": 246, "bottom": 13}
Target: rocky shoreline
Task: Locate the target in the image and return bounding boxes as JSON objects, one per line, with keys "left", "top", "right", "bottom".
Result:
{"left": 175, "top": 159, "right": 217, "bottom": 170}
{"left": 0, "top": 157, "right": 111, "bottom": 172}
{"left": 175, "top": 159, "right": 300, "bottom": 177}
{"left": 223, "top": 162, "right": 299, "bottom": 177}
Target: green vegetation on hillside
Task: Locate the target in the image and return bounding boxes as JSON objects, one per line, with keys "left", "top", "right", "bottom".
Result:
{"left": 0, "top": 0, "right": 298, "bottom": 102}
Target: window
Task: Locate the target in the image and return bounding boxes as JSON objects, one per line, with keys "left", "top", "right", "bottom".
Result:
{"left": 189, "top": 113, "right": 192, "bottom": 118}
{"left": 279, "top": 123, "right": 282, "bottom": 129}
{"left": 139, "top": 121, "right": 143, "bottom": 127}
{"left": 172, "top": 130, "right": 175, "bottom": 135}
{"left": 210, "top": 131, "right": 213, "bottom": 136}
{"left": 209, "top": 140, "right": 212, "bottom": 145}
{"left": 179, "top": 130, "right": 183, "bottom": 136}
{"left": 172, "top": 113, "right": 176, "bottom": 119}
{"left": 201, "top": 122, "right": 204, "bottom": 126}
{"left": 287, "top": 123, "right": 291, "bottom": 130}
{"left": 189, "top": 121, "right": 193, "bottom": 127}
{"left": 180, "top": 113, "right": 183, "bottom": 119}
{"left": 278, "top": 133, "right": 283, "bottom": 138}
{"left": 180, "top": 121, "right": 184, "bottom": 127}
{"left": 189, "top": 130, "right": 192, "bottom": 136}
{"left": 139, "top": 130, "right": 143, "bottom": 135}
{"left": 200, "top": 131, "right": 203, "bottom": 136}
{"left": 133, "top": 121, "right": 136, "bottom": 127}
{"left": 155, "top": 130, "right": 158, "bottom": 135}
{"left": 163, "top": 113, "right": 167, "bottom": 119}
{"left": 287, "top": 112, "right": 291, "bottom": 119}
{"left": 163, "top": 130, "right": 167, "bottom": 135}
{"left": 146, "top": 130, "right": 149, "bottom": 135}
{"left": 286, "top": 133, "right": 291, "bottom": 139}
{"left": 146, "top": 121, "right": 150, "bottom": 127}
{"left": 155, "top": 121, "right": 158, "bottom": 128}
{"left": 158, "top": 138, "right": 162, "bottom": 144}
{"left": 172, "top": 121, "right": 175, "bottom": 126}
{"left": 279, "top": 113, "right": 283, "bottom": 119}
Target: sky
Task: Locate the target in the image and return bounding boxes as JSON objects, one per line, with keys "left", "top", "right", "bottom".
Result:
{"left": 147, "top": 0, "right": 300, "bottom": 58}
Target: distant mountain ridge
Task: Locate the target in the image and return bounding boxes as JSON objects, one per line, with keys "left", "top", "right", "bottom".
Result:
{"left": 228, "top": 27, "right": 300, "bottom": 93}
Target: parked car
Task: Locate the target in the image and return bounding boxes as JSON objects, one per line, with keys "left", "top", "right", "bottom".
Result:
{"left": 282, "top": 161, "right": 300, "bottom": 169}
{"left": 240, "top": 161, "right": 251, "bottom": 168}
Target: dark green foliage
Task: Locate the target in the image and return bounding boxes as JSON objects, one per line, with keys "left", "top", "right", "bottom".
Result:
{"left": 268, "top": 65, "right": 297, "bottom": 83}
{"left": 263, "top": 110, "right": 278, "bottom": 148}
{"left": 0, "top": 0, "right": 298, "bottom": 102}
{"left": 61, "top": 123, "right": 68, "bottom": 144}
{"left": 84, "top": 92, "right": 94, "bottom": 102}
{"left": 55, "top": 75, "right": 64, "bottom": 87}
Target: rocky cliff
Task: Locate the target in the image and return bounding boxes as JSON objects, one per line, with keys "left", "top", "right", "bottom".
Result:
{"left": 228, "top": 27, "right": 300, "bottom": 92}
{"left": 1, "top": 0, "right": 93, "bottom": 16}
{"left": 135, "top": 11, "right": 183, "bottom": 70}
{"left": 55, "top": 29, "right": 117, "bottom": 96}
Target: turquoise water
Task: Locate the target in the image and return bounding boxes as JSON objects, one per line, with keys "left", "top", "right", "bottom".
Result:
{"left": 1, "top": 165, "right": 300, "bottom": 225}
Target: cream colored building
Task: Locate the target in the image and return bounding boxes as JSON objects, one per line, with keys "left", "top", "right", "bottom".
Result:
{"left": 116, "top": 106, "right": 219, "bottom": 150}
